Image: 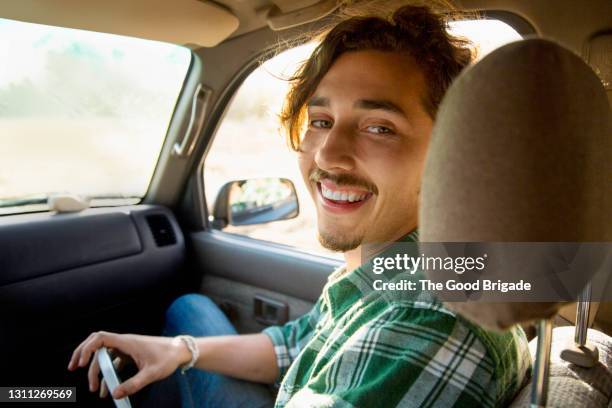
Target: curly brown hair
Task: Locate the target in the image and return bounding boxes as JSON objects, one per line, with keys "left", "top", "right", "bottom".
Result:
{"left": 280, "top": 1, "right": 474, "bottom": 151}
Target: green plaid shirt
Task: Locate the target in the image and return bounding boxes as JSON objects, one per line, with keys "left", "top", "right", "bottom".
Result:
{"left": 263, "top": 231, "right": 531, "bottom": 407}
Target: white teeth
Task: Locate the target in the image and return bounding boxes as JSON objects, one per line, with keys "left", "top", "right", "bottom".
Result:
{"left": 321, "top": 186, "right": 334, "bottom": 200}
{"left": 320, "top": 184, "right": 368, "bottom": 203}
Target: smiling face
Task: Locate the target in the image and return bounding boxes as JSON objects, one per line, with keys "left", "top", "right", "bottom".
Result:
{"left": 298, "top": 50, "right": 433, "bottom": 253}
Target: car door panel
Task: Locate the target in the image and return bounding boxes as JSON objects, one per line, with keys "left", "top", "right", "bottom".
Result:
{"left": 200, "top": 274, "right": 316, "bottom": 333}
{"left": 191, "top": 230, "right": 341, "bottom": 301}
{"left": 190, "top": 230, "right": 342, "bottom": 332}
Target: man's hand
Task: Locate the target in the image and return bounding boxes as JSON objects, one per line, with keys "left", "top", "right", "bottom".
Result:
{"left": 67, "top": 331, "right": 190, "bottom": 399}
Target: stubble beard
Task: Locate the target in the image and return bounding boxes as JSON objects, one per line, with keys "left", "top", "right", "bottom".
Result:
{"left": 317, "top": 228, "right": 364, "bottom": 252}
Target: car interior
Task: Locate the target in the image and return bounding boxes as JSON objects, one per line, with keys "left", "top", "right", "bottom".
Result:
{"left": 0, "top": 0, "right": 610, "bottom": 407}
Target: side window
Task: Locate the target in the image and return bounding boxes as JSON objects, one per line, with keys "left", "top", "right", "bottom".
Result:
{"left": 203, "top": 19, "right": 522, "bottom": 257}
{"left": 203, "top": 44, "right": 337, "bottom": 257}
{"left": 0, "top": 18, "right": 191, "bottom": 215}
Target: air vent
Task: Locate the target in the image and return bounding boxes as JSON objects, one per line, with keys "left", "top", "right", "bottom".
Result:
{"left": 146, "top": 214, "right": 176, "bottom": 247}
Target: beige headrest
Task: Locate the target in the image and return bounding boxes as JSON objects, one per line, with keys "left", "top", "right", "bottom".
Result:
{"left": 419, "top": 38, "right": 611, "bottom": 330}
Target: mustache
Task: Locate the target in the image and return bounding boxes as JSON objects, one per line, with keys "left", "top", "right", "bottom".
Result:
{"left": 309, "top": 168, "right": 379, "bottom": 195}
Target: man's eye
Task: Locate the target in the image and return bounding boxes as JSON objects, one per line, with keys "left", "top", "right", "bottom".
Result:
{"left": 310, "top": 119, "right": 332, "bottom": 129}
{"left": 365, "top": 125, "right": 393, "bottom": 135}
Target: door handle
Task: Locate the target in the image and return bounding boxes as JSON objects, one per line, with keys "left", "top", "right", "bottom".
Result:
{"left": 173, "top": 83, "right": 212, "bottom": 157}
{"left": 253, "top": 295, "right": 289, "bottom": 326}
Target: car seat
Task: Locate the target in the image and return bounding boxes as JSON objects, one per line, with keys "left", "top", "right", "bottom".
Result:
{"left": 420, "top": 38, "right": 611, "bottom": 407}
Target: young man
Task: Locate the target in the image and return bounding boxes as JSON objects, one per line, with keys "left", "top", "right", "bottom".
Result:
{"left": 69, "top": 4, "right": 531, "bottom": 407}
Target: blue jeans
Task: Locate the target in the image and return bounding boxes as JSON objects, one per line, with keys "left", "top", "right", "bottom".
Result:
{"left": 162, "top": 294, "right": 275, "bottom": 408}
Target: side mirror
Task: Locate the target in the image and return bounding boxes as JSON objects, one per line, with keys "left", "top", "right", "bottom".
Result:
{"left": 211, "top": 177, "right": 299, "bottom": 229}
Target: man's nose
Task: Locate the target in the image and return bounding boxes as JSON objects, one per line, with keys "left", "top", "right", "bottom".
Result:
{"left": 314, "top": 124, "right": 356, "bottom": 172}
